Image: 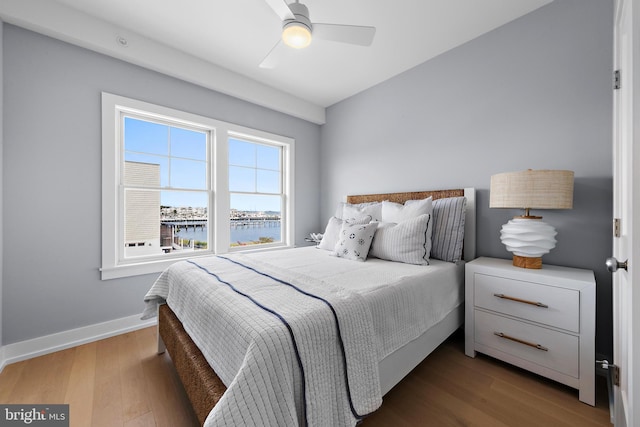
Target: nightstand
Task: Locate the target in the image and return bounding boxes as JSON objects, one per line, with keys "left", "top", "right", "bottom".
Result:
{"left": 464, "top": 257, "right": 596, "bottom": 405}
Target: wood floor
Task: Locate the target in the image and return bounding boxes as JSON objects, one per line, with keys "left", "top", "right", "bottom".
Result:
{"left": 363, "top": 329, "right": 611, "bottom": 427}
{"left": 0, "top": 327, "right": 611, "bottom": 427}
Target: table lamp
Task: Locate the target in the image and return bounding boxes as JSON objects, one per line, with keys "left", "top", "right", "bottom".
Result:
{"left": 490, "top": 169, "right": 574, "bottom": 269}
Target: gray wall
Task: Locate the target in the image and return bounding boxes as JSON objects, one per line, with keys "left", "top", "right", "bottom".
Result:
{"left": 2, "top": 25, "right": 321, "bottom": 345}
{"left": 321, "top": 0, "right": 613, "bottom": 358}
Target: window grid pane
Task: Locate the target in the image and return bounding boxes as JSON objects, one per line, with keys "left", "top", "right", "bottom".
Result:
{"left": 229, "top": 165, "right": 256, "bottom": 192}
{"left": 230, "top": 194, "right": 282, "bottom": 247}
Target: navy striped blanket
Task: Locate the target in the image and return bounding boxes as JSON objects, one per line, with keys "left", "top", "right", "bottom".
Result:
{"left": 143, "top": 254, "right": 382, "bottom": 426}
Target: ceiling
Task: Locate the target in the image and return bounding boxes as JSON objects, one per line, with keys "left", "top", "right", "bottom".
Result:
{"left": 1, "top": 0, "right": 552, "bottom": 122}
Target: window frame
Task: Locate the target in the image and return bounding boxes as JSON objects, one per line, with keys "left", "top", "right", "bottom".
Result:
{"left": 101, "top": 93, "right": 294, "bottom": 280}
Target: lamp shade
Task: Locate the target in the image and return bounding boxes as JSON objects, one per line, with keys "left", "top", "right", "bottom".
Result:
{"left": 489, "top": 169, "right": 574, "bottom": 269}
{"left": 490, "top": 169, "right": 574, "bottom": 210}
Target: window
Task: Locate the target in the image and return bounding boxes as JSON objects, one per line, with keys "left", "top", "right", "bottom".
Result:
{"left": 229, "top": 137, "right": 284, "bottom": 248}
{"left": 101, "top": 93, "right": 294, "bottom": 279}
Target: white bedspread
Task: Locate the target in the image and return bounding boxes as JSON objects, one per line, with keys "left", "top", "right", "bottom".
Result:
{"left": 247, "top": 247, "right": 464, "bottom": 359}
{"left": 143, "top": 253, "right": 382, "bottom": 427}
{"left": 143, "top": 247, "right": 464, "bottom": 426}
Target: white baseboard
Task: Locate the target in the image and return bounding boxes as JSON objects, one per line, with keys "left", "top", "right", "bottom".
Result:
{"left": 0, "top": 313, "right": 157, "bottom": 372}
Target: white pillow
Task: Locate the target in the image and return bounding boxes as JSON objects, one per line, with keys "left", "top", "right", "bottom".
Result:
{"left": 334, "top": 201, "right": 381, "bottom": 220}
{"left": 382, "top": 197, "right": 432, "bottom": 223}
{"left": 317, "top": 216, "right": 371, "bottom": 251}
{"left": 333, "top": 222, "right": 377, "bottom": 262}
{"left": 342, "top": 202, "right": 382, "bottom": 223}
{"left": 369, "top": 214, "right": 432, "bottom": 265}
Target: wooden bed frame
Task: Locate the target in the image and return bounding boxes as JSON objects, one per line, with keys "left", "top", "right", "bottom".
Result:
{"left": 156, "top": 188, "right": 476, "bottom": 425}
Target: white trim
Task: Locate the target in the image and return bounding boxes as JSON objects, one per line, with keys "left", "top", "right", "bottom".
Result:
{"left": 101, "top": 253, "right": 217, "bottom": 280}
{"left": 463, "top": 187, "right": 476, "bottom": 261}
{"left": 0, "top": 0, "right": 325, "bottom": 124}
{"left": 0, "top": 314, "right": 156, "bottom": 373}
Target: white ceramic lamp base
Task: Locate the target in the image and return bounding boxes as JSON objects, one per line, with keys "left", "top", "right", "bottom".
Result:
{"left": 499, "top": 217, "right": 557, "bottom": 269}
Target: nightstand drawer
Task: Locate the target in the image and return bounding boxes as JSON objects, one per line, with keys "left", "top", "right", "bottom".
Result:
{"left": 474, "top": 310, "right": 579, "bottom": 378}
{"left": 474, "top": 273, "right": 579, "bottom": 332}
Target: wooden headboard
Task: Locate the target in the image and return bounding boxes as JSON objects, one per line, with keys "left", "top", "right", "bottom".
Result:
{"left": 346, "top": 188, "right": 476, "bottom": 262}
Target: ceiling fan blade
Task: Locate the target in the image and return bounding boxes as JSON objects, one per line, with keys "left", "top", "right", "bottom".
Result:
{"left": 259, "top": 40, "right": 286, "bottom": 69}
{"left": 312, "top": 23, "right": 376, "bottom": 46}
{"left": 264, "top": 0, "right": 295, "bottom": 21}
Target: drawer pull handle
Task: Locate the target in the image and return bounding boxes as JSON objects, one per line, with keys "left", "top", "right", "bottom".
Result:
{"left": 494, "top": 332, "right": 549, "bottom": 351}
{"left": 493, "top": 293, "right": 548, "bottom": 308}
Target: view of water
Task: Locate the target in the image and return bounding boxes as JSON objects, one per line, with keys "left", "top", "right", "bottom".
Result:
{"left": 174, "top": 223, "right": 281, "bottom": 244}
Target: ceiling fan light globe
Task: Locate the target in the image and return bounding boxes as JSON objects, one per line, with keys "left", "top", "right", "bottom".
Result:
{"left": 282, "top": 22, "right": 312, "bottom": 49}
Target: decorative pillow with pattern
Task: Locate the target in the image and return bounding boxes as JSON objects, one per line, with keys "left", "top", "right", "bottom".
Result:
{"left": 333, "top": 222, "right": 378, "bottom": 262}
{"left": 369, "top": 214, "right": 432, "bottom": 265}
{"left": 317, "top": 215, "right": 372, "bottom": 251}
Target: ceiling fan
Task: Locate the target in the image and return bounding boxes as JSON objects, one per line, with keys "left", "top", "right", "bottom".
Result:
{"left": 260, "top": 0, "right": 376, "bottom": 68}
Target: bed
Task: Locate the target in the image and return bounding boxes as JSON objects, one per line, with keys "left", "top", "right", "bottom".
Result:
{"left": 144, "top": 188, "right": 476, "bottom": 426}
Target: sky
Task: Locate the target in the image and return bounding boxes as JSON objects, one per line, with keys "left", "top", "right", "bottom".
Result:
{"left": 123, "top": 116, "right": 282, "bottom": 212}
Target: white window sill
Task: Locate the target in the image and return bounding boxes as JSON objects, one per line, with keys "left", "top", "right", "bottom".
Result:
{"left": 101, "top": 244, "right": 293, "bottom": 280}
